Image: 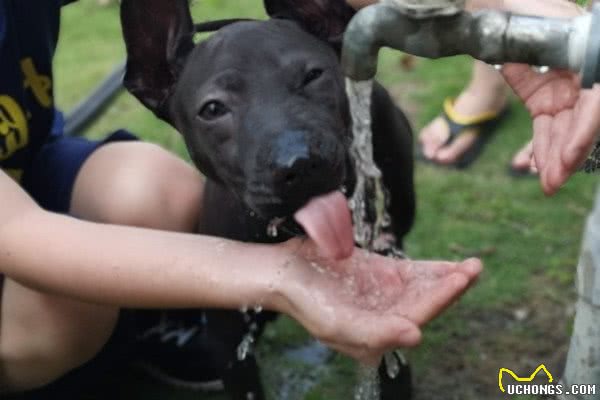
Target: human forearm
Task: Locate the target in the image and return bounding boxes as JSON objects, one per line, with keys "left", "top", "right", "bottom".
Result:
{"left": 0, "top": 206, "right": 289, "bottom": 311}
{"left": 0, "top": 170, "right": 484, "bottom": 364}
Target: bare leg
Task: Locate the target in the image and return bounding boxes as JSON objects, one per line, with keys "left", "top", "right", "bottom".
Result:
{"left": 0, "top": 280, "right": 119, "bottom": 391}
{"left": 0, "top": 142, "right": 203, "bottom": 392}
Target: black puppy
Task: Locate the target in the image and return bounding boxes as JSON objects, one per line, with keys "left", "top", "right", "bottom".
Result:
{"left": 121, "top": 1, "right": 415, "bottom": 399}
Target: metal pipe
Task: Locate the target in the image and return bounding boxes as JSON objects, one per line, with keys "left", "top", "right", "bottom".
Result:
{"left": 559, "top": 187, "right": 600, "bottom": 400}
{"left": 342, "top": 1, "right": 600, "bottom": 88}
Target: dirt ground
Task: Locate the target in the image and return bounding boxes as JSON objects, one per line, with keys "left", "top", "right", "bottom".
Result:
{"left": 412, "top": 276, "right": 575, "bottom": 400}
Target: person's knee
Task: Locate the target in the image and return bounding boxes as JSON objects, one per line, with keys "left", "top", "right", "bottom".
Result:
{"left": 71, "top": 142, "right": 203, "bottom": 231}
{"left": 1, "top": 285, "right": 119, "bottom": 392}
{"left": 102, "top": 152, "right": 202, "bottom": 231}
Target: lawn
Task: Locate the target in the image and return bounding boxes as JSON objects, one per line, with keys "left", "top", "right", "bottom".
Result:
{"left": 53, "top": 1, "right": 598, "bottom": 399}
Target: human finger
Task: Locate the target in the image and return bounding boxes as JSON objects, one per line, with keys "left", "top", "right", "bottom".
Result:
{"left": 563, "top": 87, "right": 600, "bottom": 169}
{"left": 543, "top": 110, "right": 574, "bottom": 194}
{"left": 403, "top": 272, "right": 472, "bottom": 326}
{"left": 397, "top": 258, "right": 482, "bottom": 283}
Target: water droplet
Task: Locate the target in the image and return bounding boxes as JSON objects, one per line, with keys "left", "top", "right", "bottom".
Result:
{"left": 267, "top": 217, "right": 286, "bottom": 238}
{"left": 354, "top": 364, "right": 381, "bottom": 400}
{"left": 348, "top": 198, "right": 356, "bottom": 210}
{"left": 253, "top": 304, "right": 263, "bottom": 313}
{"left": 237, "top": 332, "right": 255, "bottom": 361}
{"left": 384, "top": 352, "right": 401, "bottom": 379}
{"left": 533, "top": 65, "right": 550, "bottom": 74}
{"left": 215, "top": 240, "right": 227, "bottom": 254}
{"left": 310, "top": 261, "right": 325, "bottom": 274}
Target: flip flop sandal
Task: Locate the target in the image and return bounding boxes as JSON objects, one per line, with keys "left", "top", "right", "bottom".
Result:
{"left": 417, "top": 97, "right": 509, "bottom": 169}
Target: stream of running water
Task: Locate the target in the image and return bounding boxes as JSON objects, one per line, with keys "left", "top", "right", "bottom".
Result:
{"left": 346, "top": 78, "right": 406, "bottom": 400}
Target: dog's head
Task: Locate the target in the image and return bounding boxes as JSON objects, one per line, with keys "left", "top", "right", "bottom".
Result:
{"left": 121, "top": 0, "right": 356, "bottom": 219}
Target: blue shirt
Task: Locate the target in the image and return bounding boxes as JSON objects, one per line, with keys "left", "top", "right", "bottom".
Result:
{"left": 0, "top": 0, "right": 63, "bottom": 181}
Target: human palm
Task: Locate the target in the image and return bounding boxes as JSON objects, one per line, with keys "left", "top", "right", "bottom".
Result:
{"left": 281, "top": 240, "right": 482, "bottom": 364}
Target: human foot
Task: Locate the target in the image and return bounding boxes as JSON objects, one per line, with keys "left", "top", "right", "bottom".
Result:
{"left": 509, "top": 140, "right": 538, "bottom": 177}
{"left": 419, "top": 62, "right": 508, "bottom": 167}
{"left": 419, "top": 91, "right": 508, "bottom": 167}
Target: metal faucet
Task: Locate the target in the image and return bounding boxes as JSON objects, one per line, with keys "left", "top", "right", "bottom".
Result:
{"left": 342, "top": 0, "right": 600, "bottom": 88}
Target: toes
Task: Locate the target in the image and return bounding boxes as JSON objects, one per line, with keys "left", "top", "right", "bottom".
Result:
{"left": 434, "top": 130, "right": 478, "bottom": 164}
{"left": 510, "top": 141, "right": 535, "bottom": 172}
{"left": 419, "top": 118, "right": 450, "bottom": 159}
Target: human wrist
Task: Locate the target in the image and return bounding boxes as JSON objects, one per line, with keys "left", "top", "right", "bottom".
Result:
{"left": 253, "top": 240, "right": 300, "bottom": 315}
{"left": 259, "top": 238, "right": 324, "bottom": 325}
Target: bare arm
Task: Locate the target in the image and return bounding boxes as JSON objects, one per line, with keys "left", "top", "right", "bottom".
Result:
{"left": 474, "top": 0, "right": 594, "bottom": 195}
{"left": 347, "top": 0, "right": 594, "bottom": 194}
{"left": 0, "top": 170, "right": 286, "bottom": 310}
{"left": 0, "top": 169, "right": 481, "bottom": 361}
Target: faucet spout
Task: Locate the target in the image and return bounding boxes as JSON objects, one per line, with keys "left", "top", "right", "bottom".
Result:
{"left": 342, "top": 2, "right": 600, "bottom": 88}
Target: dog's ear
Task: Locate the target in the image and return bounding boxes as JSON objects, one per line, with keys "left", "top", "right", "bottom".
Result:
{"left": 120, "top": 0, "right": 194, "bottom": 119}
{"left": 264, "top": 0, "right": 355, "bottom": 47}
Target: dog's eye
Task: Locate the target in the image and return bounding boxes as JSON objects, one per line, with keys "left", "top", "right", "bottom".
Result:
{"left": 302, "top": 68, "right": 324, "bottom": 87}
{"left": 198, "top": 101, "right": 229, "bottom": 120}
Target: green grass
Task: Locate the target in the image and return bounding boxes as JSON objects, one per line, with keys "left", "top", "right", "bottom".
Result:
{"left": 53, "top": 1, "right": 597, "bottom": 399}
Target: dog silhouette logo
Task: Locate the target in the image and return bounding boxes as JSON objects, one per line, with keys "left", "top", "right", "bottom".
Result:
{"left": 498, "top": 364, "right": 554, "bottom": 392}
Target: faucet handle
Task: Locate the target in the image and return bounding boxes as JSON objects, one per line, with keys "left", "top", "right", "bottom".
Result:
{"left": 383, "top": 0, "right": 465, "bottom": 19}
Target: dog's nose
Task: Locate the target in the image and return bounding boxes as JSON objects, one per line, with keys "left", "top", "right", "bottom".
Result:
{"left": 273, "top": 130, "right": 311, "bottom": 171}
{"left": 271, "top": 130, "right": 335, "bottom": 195}
{"left": 274, "top": 154, "right": 327, "bottom": 188}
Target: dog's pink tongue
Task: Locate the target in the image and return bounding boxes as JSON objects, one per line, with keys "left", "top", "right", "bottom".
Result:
{"left": 294, "top": 191, "right": 354, "bottom": 260}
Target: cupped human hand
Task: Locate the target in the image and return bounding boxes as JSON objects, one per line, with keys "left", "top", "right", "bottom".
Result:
{"left": 502, "top": 65, "right": 600, "bottom": 195}
{"left": 495, "top": 0, "right": 599, "bottom": 195}
{"left": 275, "top": 239, "right": 482, "bottom": 365}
